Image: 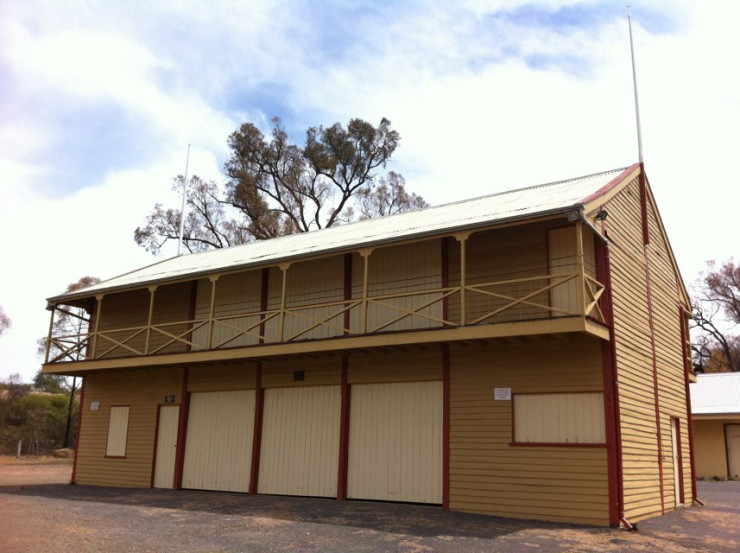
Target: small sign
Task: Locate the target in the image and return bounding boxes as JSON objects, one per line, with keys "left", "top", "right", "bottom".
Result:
{"left": 165, "top": 395, "right": 176, "bottom": 404}
{"left": 90, "top": 401, "right": 100, "bottom": 411}
{"left": 494, "top": 388, "right": 511, "bottom": 401}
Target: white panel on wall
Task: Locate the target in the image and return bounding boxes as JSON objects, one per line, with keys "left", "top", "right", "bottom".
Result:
{"left": 514, "top": 392, "right": 605, "bottom": 444}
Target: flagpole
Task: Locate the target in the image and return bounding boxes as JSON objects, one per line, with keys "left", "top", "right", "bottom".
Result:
{"left": 627, "top": 6, "right": 643, "bottom": 164}
{"left": 177, "top": 144, "right": 191, "bottom": 256}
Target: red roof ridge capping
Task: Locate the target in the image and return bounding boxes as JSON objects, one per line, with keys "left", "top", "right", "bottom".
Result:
{"left": 579, "top": 162, "right": 641, "bottom": 205}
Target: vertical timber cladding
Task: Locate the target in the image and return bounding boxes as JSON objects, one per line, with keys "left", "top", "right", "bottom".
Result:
{"left": 258, "top": 357, "right": 342, "bottom": 497}
{"left": 182, "top": 365, "right": 257, "bottom": 492}
{"left": 365, "top": 240, "right": 443, "bottom": 333}
{"left": 192, "top": 270, "right": 264, "bottom": 350}
{"left": 548, "top": 226, "right": 596, "bottom": 317}
{"left": 94, "top": 289, "right": 150, "bottom": 358}
{"left": 463, "top": 225, "right": 550, "bottom": 324}
{"left": 347, "top": 350, "right": 443, "bottom": 504}
{"left": 604, "top": 176, "right": 692, "bottom": 521}
{"left": 75, "top": 367, "right": 184, "bottom": 488}
{"left": 448, "top": 336, "right": 610, "bottom": 526}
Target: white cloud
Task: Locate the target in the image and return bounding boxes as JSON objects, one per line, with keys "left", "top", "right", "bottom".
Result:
{"left": 1, "top": 1, "right": 739, "bottom": 381}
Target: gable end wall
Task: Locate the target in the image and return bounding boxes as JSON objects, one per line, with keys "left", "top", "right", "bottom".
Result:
{"left": 603, "top": 176, "right": 693, "bottom": 522}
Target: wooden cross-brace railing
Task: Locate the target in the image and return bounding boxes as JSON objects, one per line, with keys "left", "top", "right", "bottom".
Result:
{"left": 47, "top": 269, "right": 607, "bottom": 363}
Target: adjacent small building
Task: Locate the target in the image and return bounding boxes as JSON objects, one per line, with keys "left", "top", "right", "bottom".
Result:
{"left": 42, "top": 162, "right": 697, "bottom": 527}
{"left": 691, "top": 372, "right": 740, "bottom": 479}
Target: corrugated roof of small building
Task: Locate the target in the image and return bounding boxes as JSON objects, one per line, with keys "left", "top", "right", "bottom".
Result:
{"left": 49, "top": 164, "right": 636, "bottom": 302}
{"left": 691, "top": 372, "right": 740, "bottom": 415}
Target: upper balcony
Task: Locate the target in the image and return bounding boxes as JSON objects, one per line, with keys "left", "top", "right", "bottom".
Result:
{"left": 43, "top": 220, "right": 609, "bottom": 373}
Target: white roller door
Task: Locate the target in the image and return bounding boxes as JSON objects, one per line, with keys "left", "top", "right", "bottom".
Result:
{"left": 182, "top": 390, "right": 255, "bottom": 492}
{"left": 348, "top": 380, "right": 443, "bottom": 504}
{"left": 258, "top": 385, "right": 341, "bottom": 497}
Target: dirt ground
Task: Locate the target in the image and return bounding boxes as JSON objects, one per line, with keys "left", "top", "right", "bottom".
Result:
{"left": 1, "top": 456, "right": 739, "bottom": 553}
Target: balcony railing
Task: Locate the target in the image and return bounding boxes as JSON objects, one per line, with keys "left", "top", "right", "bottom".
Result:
{"left": 46, "top": 270, "right": 605, "bottom": 364}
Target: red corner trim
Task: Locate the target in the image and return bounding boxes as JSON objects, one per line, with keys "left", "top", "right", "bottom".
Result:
{"left": 249, "top": 363, "right": 264, "bottom": 495}
{"left": 337, "top": 355, "right": 350, "bottom": 500}
{"left": 174, "top": 367, "right": 189, "bottom": 489}
{"left": 596, "top": 238, "right": 625, "bottom": 526}
{"left": 259, "top": 268, "right": 270, "bottom": 344}
{"left": 638, "top": 165, "right": 650, "bottom": 245}
{"left": 441, "top": 238, "right": 450, "bottom": 325}
{"left": 344, "top": 253, "right": 352, "bottom": 334}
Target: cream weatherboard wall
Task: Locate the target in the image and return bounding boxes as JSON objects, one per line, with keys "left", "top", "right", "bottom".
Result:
{"left": 76, "top": 368, "right": 184, "bottom": 488}
{"left": 602, "top": 176, "right": 693, "bottom": 521}
{"left": 55, "top": 165, "right": 695, "bottom": 528}
{"left": 448, "top": 336, "right": 610, "bottom": 526}
{"left": 693, "top": 419, "right": 730, "bottom": 479}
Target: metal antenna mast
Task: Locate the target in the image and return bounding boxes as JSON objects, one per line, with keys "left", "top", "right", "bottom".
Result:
{"left": 177, "top": 144, "right": 191, "bottom": 256}
{"left": 627, "top": 6, "right": 644, "bottom": 164}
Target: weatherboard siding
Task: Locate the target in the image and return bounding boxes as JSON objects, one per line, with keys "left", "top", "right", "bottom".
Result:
{"left": 603, "top": 176, "right": 692, "bottom": 520}
{"left": 348, "top": 349, "right": 442, "bottom": 384}
{"left": 645, "top": 192, "right": 693, "bottom": 507}
{"left": 75, "top": 368, "right": 184, "bottom": 487}
{"left": 693, "top": 419, "right": 729, "bottom": 478}
{"left": 188, "top": 364, "right": 257, "bottom": 392}
{"left": 448, "top": 337, "right": 610, "bottom": 526}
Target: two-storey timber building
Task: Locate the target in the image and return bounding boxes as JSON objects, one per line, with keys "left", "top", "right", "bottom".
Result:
{"left": 43, "top": 163, "right": 697, "bottom": 527}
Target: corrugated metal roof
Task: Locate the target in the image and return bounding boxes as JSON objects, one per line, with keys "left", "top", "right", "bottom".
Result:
{"left": 50, "top": 165, "right": 633, "bottom": 302}
{"left": 691, "top": 373, "right": 740, "bottom": 415}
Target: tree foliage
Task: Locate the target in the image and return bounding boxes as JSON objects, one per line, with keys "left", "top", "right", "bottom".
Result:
{"left": 0, "top": 374, "right": 75, "bottom": 455}
{"left": 36, "top": 276, "right": 98, "bottom": 448}
{"left": 33, "top": 372, "right": 72, "bottom": 394}
{"left": 691, "top": 259, "right": 740, "bottom": 372}
{"left": 39, "top": 276, "right": 102, "bottom": 362}
{"left": 135, "top": 117, "right": 428, "bottom": 255}
{"left": 356, "top": 171, "right": 428, "bottom": 219}
{"left": 0, "top": 305, "right": 10, "bottom": 337}
{"left": 134, "top": 176, "right": 251, "bottom": 254}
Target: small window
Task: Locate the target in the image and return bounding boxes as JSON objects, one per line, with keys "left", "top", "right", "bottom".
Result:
{"left": 106, "top": 406, "right": 130, "bottom": 457}
{"left": 513, "top": 392, "right": 605, "bottom": 445}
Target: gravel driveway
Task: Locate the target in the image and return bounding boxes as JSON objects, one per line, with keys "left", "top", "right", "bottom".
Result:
{"left": 1, "top": 457, "right": 738, "bottom": 553}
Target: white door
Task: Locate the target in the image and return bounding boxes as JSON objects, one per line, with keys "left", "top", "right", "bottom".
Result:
{"left": 258, "top": 386, "right": 341, "bottom": 497}
{"left": 348, "top": 380, "right": 443, "bottom": 504}
{"left": 182, "top": 390, "right": 255, "bottom": 492}
{"left": 153, "top": 405, "right": 180, "bottom": 489}
{"left": 726, "top": 424, "right": 740, "bottom": 479}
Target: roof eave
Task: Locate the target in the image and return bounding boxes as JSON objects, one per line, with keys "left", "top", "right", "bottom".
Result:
{"left": 47, "top": 204, "right": 583, "bottom": 305}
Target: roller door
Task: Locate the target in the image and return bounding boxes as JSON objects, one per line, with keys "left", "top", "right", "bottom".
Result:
{"left": 182, "top": 390, "right": 255, "bottom": 492}
{"left": 348, "top": 380, "right": 443, "bottom": 504}
{"left": 258, "top": 385, "right": 341, "bottom": 497}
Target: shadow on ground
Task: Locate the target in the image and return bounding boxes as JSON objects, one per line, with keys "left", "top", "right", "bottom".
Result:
{"left": 0, "top": 481, "right": 597, "bottom": 542}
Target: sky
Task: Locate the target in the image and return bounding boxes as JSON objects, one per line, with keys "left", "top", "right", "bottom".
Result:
{"left": 1, "top": 0, "right": 738, "bottom": 383}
